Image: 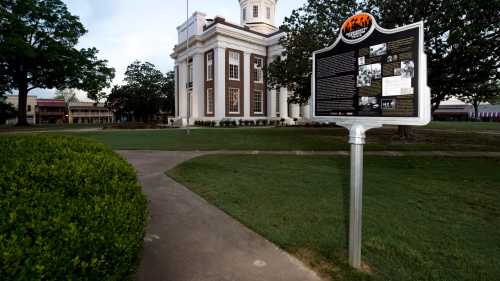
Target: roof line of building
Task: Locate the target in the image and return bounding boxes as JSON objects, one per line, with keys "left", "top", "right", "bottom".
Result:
{"left": 203, "top": 16, "right": 284, "bottom": 38}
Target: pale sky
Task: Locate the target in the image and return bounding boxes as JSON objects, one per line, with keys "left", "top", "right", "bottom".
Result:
{"left": 34, "top": 0, "right": 307, "bottom": 99}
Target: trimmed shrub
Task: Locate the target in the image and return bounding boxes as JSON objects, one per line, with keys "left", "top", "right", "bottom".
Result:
{"left": 0, "top": 135, "right": 147, "bottom": 280}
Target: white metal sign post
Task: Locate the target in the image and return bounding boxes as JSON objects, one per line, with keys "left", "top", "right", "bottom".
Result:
{"left": 311, "top": 13, "right": 431, "bottom": 269}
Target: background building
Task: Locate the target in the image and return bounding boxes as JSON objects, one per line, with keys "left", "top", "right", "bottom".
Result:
{"left": 171, "top": 0, "right": 311, "bottom": 126}
{"left": 433, "top": 104, "right": 500, "bottom": 121}
{"left": 5, "top": 95, "right": 37, "bottom": 125}
{"left": 36, "top": 99, "right": 66, "bottom": 124}
{"left": 68, "top": 102, "right": 113, "bottom": 124}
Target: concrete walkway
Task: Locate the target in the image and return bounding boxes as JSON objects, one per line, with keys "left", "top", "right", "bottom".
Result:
{"left": 118, "top": 149, "right": 500, "bottom": 281}
{"left": 118, "top": 150, "right": 323, "bottom": 281}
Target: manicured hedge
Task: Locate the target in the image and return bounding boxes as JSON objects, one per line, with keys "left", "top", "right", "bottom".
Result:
{"left": 0, "top": 135, "right": 147, "bottom": 280}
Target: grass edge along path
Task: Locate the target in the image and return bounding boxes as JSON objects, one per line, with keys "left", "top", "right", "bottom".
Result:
{"left": 50, "top": 127, "right": 500, "bottom": 152}
{"left": 167, "top": 154, "right": 500, "bottom": 281}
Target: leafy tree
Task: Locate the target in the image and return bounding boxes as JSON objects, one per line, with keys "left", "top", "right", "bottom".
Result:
{"left": 87, "top": 91, "right": 108, "bottom": 104}
{"left": 365, "top": 0, "right": 500, "bottom": 111}
{"left": 268, "top": 0, "right": 500, "bottom": 111}
{"left": 163, "top": 70, "right": 175, "bottom": 115}
{"left": 0, "top": 96, "right": 17, "bottom": 124}
{"left": 0, "top": 0, "right": 115, "bottom": 126}
{"left": 107, "top": 61, "right": 171, "bottom": 122}
{"left": 54, "top": 89, "right": 79, "bottom": 104}
{"left": 489, "top": 94, "right": 500, "bottom": 105}
{"left": 458, "top": 80, "right": 499, "bottom": 120}
{"left": 267, "top": 0, "right": 360, "bottom": 104}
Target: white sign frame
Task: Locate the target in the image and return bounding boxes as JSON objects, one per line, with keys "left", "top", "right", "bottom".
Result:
{"left": 311, "top": 14, "right": 431, "bottom": 127}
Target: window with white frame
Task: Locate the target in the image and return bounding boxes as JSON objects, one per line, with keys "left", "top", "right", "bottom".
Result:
{"left": 276, "top": 88, "right": 280, "bottom": 114}
{"left": 253, "top": 5, "right": 259, "bottom": 18}
{"left": 229, "top": 88, "right": 240, "bottom": 114}
{"left": 253, "top": 90, "right": 264, "bottom": 114}
{"left": 243, "top": 8, "right": 247, "bottom": 21}
{"left": 253, "top": 57, "right": 264, "bottom": 83}
{"left": 206, "top": 88, "right": 214, "bottom": 114}
{"left": 229, "top": 51, "right": 240, "bottom": 80}
{"left": 206, "top": 52, "right": 213, "bottom": 81}
{"left": 266, "top": 7, "right": 271, "bottom": 19}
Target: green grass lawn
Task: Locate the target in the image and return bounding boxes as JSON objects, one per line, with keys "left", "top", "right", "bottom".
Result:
{"left": 0, "top": 123, "right": 102, "bottom": 132}
{"left": 168, "top": 155, "right": 500, "bottom": 281}
{"left": 424, "top": 121, "right": 500, "bottom": 131}
{"left": 61, "top": 127, "right": 500, "bottom": 151}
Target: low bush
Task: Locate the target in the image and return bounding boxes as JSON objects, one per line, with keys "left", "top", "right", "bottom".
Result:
{"left": 194, "top": 121, "right": 217, "bottom": 127}
{"left": 0, "top": 135, "right": 147, "bottom": 280}
{"left": 106, "top": 122, "right": 162, "bottom": 129}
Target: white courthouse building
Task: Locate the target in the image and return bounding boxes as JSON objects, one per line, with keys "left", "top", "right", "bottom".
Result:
{"left": 171, "top": 0, "right": 311, "bottom": 126}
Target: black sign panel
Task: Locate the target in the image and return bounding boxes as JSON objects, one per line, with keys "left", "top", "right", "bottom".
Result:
{"left": 314, "top": 13, "right": 420, "bottom": 118}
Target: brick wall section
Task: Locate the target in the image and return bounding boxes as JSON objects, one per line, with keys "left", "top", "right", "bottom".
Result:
{"left": 225, "top": 49, "right": 244, "bottom": 117}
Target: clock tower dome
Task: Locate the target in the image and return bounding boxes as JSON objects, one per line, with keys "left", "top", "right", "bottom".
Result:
{"left": 239, "top": 0, "right": 278, "bottom": 34}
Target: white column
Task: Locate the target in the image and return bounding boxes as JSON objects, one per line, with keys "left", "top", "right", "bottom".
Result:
{"left": 178, "top": 62, "right": 187, "bottom": 120}
{"left": 174, "top": 66, "right": 178, "bottom": 117}
{"left": 279, "top": 87, "right": 288, "bottom": 119}
{"left": 301, "top": 102, "right": 311, "bottom": 119}
{"left": 215, "top": 47, "right": 226, "bottom": 120}
{"left": 243, "top": 52, "right": 251, "bottom": 118}
{"left": 290, "top": 103, "right": 300, "bottom": 119}
{"left": 192, "top": 53, "right": 204, "bottom": 120}
{"left": 269, "top": 89, "right": 277, "bottom": 117}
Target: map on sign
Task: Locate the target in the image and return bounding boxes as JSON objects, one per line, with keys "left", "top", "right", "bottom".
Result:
{"left": 312, "top": 13, "right": 431, "bottom": 126}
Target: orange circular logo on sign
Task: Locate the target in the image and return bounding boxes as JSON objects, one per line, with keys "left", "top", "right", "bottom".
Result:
{"left": 341, "top": 13, "right": 373, "bottom": 40}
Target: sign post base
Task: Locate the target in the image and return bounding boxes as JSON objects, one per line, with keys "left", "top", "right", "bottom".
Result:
{"left": 338, "top": 122, "right": 382, "bottom": 269}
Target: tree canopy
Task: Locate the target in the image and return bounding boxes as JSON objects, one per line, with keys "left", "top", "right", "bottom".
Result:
{"left": 106, "top": 61, "right": 174, "bottom": 122}
{"left": 0, "top": 0, "right": 115, "bottom": 125}
{"left": 54, "top": 88, "right": 79, "bottom": 104}
{"left": 268, "top": 0, "right": 500, "bottom": 110}
{"left": 0, "top": 95, "right": 16, "bottom": 124}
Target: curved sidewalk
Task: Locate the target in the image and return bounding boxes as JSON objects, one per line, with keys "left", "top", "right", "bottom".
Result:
{"left": 118, "top": 150, "right": 323, "bottom": 281}
{"left": 118, "top": 149, "right": 499, "bottom": 281}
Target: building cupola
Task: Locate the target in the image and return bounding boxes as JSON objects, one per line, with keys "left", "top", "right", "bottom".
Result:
{"left": 239, "top": 0, "right": 278, "bottom": 34}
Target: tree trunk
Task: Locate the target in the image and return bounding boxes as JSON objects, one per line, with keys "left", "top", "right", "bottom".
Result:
{"left": 16, "top": 78, "right": 29, "bottom": 126}
{"left": 473, "top": 103, "right": 480, "bottom": 121}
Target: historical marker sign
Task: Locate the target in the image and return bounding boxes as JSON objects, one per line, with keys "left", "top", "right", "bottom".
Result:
{"left": 312, "top": 13, "right": 431, "bottom": 270}
{"left": 312, "top": 13, "right": 431, "bottom": 126}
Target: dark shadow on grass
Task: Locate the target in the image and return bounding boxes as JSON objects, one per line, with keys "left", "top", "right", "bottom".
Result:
{"left": 338, "top": 155, "right": 351, "bottom": 255}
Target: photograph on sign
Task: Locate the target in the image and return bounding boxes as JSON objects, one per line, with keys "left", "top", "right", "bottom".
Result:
{"left": 312, "top": 12, "right": 430, "bottom": 126}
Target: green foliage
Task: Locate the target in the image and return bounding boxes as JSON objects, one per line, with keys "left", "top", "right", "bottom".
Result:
{"left": 54, "top": 89, "right": 80, "bottom": 104}
{"left": 0, "top": 96, "right": 17, "bottom": 124}
{"left": 194, "top": 120, "right": 217, "bottom": 127}
{"left": 107, "top": 61, "right": 173, "bottom": 122}
{"left": 0, "top": 135, "right": 147, "bottom": 280}
{"left": 268, "top": 0, "right": 500, "bottom": 110}
{"left": 365, "top": 0, "right": 500, "bottom": 110}
{"left": 267, "top": 0, "right": 359, "bottom": 104}
{"left": 0, "top": 0, "right": 115, "bottom": 125}
{"left": 164, "top": 70, "right": 175, "bottom": 115}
